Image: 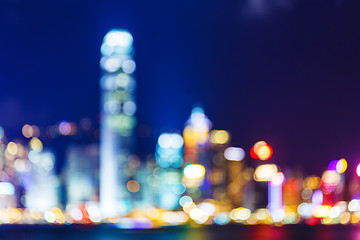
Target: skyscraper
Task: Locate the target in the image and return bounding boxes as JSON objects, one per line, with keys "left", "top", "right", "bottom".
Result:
{"left": 99, "top": 29, "right": 137, "bottom": 218}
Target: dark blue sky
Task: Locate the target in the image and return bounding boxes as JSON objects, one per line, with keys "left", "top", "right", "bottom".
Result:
{"left": 1, "top": 0, "right": 360, "bottom": 174}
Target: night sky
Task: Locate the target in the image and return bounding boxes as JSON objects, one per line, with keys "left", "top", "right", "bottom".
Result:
{"left": 1, "top": 0, "right": 360, "bottom": 175}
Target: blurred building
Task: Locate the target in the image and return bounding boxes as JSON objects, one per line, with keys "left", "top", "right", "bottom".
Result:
{"left": 64, "top": 144, "right": 99, "bottom": 207}
{"left": 99, "top": 29, "right": 137, "bottom": 217}
{"left": 155, "top": 133, "right": 184, "bottom": 210}
{"left": 24, "top": 149, "right": 59, "bottom": 212}
{"left": 182, "top": 108, "right": 212, "bottom": 203}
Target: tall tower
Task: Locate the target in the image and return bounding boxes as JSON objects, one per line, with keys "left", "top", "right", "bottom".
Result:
{"left": 99, "top": 30, "right": 137, "bottom": 218}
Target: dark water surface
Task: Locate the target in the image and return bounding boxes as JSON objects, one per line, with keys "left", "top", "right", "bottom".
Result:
{"left": 0, "top": 224, "right": 359, "bottom": 240}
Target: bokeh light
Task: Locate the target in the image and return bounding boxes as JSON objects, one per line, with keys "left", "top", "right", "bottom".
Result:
{"left": 30, "top": 138, "right": 43, "bottom": 152}
{"left": 251, "top": 141, "right": 273, "bottom": 160}
{"left": 224, "top": 147, "right": 245, "bottom": 161}
{"left": 127, "top": 180, "right": 140, "bottom": 193}
{"left": 269, "top": 172, "right": 285, "bottom": 186}
{"left": 183, "top": 164, "right": 206, "bottom": 179}
{"left": 336, "top": 158, "right": 347, "bottom": 174}
{"left": 357, "top": 163, "right": 360, "bottom": 177}
{"left": 22, "top": 124, "right": 33, "bottom": 138}
{"left": 59, "top": 121, "right": 71, "bottom": 135}
{"left": 210, "top": 130, "right": 229, "bottom": 145}
{"left": 254, "top": 164, "right": 278, "bottom": 182}
{"left": 6, "top": 142, "right": 18, "bottom": 155}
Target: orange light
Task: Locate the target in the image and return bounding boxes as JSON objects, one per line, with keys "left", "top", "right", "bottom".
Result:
{"left": 256, "top": 145, "right": 273, "bottom": 160}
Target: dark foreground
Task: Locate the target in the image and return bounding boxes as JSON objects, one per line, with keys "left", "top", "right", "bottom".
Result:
{"left": 0, "top": 224, "right": 359, "bottom": 240}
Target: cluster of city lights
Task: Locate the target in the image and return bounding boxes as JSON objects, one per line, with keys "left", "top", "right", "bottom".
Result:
{"left": 1, "top": 106, "right": 360, "bottom": 228}
{"left": 1, "top": 29, "right": 360, "bottom": 228}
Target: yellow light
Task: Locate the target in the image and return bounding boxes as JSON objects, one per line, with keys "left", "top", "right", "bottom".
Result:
{"left": 29, "top": 210, "right": 41, "bottom": 220}
{"left": 253, "top": 141, "right": 267, "bottom": 152}
{"left": 30, "top": 137, "right": 43, "bottom": 152}
{"left": 127, "top": 180, "right": 140, "bottom": 193}
{"left": 256, "top": 145, "right": 272, "bottom": 160}
{"left": 322, "top": 216, "right": 333, "bottom": 225}
{"left": 147, "top": 208, "right": 161, "bottom": 220}
{"left": 9, "top": 208, "right": 23, "bottom": 222}
{"left": 336, "top": 158, "right": 347, "bottom": 174}
{"left": 253, "top": 164, "right": 278, "bottom": 182}
{"left": 255, "top": 208, "right": 269, "bottom": 221}
{"left": 303, "top": 176, "right": 321, "bottom": 189}
{"left": 351, "top": 212, "right": 360, "bottom": 224}
{"left": 210, "top": 130, "right": 229, "bottom": 144}
{"left": 6, "top": 142, "right": 18, "bottom": 155}
{"left": 313, "top": 205, "right": 331, "bottom": 219}
{"left": 183, "top": 126, "right": 196, "bottom": 148}
{"left": 233, "top": 207, "right": 251, "bottom": 221}
{"left": 340, "top": 212, "right": 351, "bottom": 225}
{"left": 183, "top": 164, "right": 206, "bottom": 179}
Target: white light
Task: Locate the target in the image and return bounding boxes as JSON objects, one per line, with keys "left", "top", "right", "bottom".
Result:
{"left": 116, "top": 74, "right": 130, "bottom": 88}
{"left": 87, "top": 204, "right": 101, "bottom": 222}
{"left": 104, "top": 100, "right": 121, "bottom": 114}
{"left": 14, "top": 159, "right": 31, "bottom": 172}
{"left": 183, "top": 164, "right": 205, "bottom": 179}
{"left": 328, "top": 206, "right": 341, "bottom": 218}
{"left": 44, "top": 211, "right": 56, "bottom": 223}
{"left": 297, "top": 203, "right": 313, "bottom": 218}
{"left": 224, "top": 147, "right": 245, "bottom": 161}
{"left": 272, "top": 209, "right": 285, "bottom": 222}
{"left": 349, "top": 199, "right": 360, "bottom": 212}
{"left": 123, "top": 101, "right": 137, "bottom": 115}
{"left": 170, "top": 134, "right": 184, "bottom": 148}
{"left": 100, "top": 76, "right": 117, "bottom": 90}
{"left": 101, "top": 57, "right": 122, "bottom": 72}
{"left": 104, "top": 30, "right": 133, "bottom": 48}
{"left": 71, "top": 208, "right": 83, "bottom": 221}
{"left": 0, "top": 182, "right": 15, "bottom": 195}
{"left": 195, "top": 212, "right": 209, "bottom": 224}
{"left": 41, "top": 156, "right": 54, "bottom": 171}
{"left": 158, "top": 133, "right": 183, "bottom": 149}
{"left": 189, "top": 208, "right": 203, "bottom": 221}
{"left": 122, "top": 60, "right": 136, "bottom": 74}
{"left": 198, "top": 202, "right": 216, "bottom": 216}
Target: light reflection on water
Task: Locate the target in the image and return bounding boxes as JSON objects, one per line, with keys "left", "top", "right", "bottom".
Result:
{"left": 0, "top": 225, "right": 357, "bottom": 240}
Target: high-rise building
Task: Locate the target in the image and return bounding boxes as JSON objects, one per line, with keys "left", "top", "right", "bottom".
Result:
{"left": 64, "top": 144, "right": 99, "bottom": 207}
{"left": 99, "top": 29, "right": 137, "bottom": 217}
{"left": 155, "top": 133, "right": 184, "bottom": 210}
{"left": 182, "top": 107, "right": 212, "bottom": 203}
{"left": 25, "top": 150, "right": 59, "bottom": 212}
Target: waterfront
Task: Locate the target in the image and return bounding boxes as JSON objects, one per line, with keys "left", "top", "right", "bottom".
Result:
{"left": 0, "top": 225, "right": 359, "bottom": 240}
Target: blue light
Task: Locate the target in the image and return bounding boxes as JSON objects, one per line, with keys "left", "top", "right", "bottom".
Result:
{"left": 214, "top": 213, "right": 230, "bottom": 225}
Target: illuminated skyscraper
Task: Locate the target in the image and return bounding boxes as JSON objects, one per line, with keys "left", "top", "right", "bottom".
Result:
{"left": 99, "top": 29, "right": 137, "bottom": 217}
{"left": 64, "top": 144, "right": 99, "bottom": 207}
{"left": 25, "top": 150, "right": 59, "bottom": 212}
{"left": 155, "top": 133, "right": 184, "bottom": 210}
{"left": 182, "top": 107, "right": 212, "bottom": 203}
